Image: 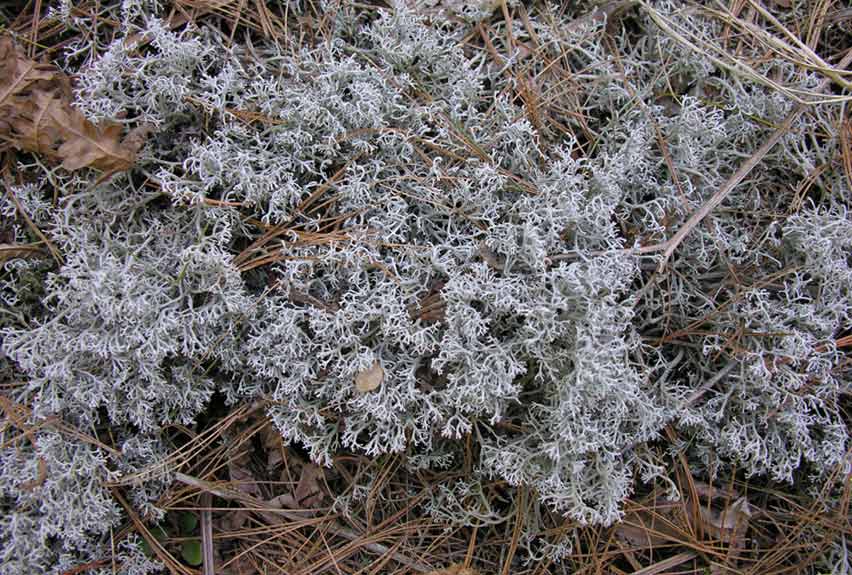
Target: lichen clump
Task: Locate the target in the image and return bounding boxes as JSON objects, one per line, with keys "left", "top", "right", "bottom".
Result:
{"left": 1, "top": 0, "right": 850, "bottom": 572}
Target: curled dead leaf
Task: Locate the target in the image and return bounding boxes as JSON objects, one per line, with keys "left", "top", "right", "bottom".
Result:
{"left": 355, "top": 361, "right": 384, "bottom": 393}
{"left": 20, "top": 457, "right": 48, "bottom": 491}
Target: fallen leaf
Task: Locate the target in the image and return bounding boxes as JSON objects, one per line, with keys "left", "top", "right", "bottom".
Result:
{"left": 20, "top": 457, "right": 47, "bottom": 491}
{"left": 355, "top": 361, "right": 384, "bottom": 393}
{"left": 50, "top": 102, "right": 136, "bottom": 171}
{"left": 615, "top": 505, "right": 681, "bottom": 548}
{"left": 259, "top": 422, "right": 284, "bottom": 470}
{"left": 219, "top": 509, "right": 250, "bottom": 532}
{"left": 425, "top": 565, "right": 480, "bottom": 575}
{"left": 267, "top": 493, "right": 297, "bottom": 509}
{"left": 477, "top": 240, "right": 505, "bottom": 271}
{"left": 614, "top": 522, "right": 669, "bottom": 548}
{"left": 294, "top": 463, "right": 324, "bottom": 508}
{"left": 698, "top": 496, "right": 751, "bottom": 542}
{"left": 259, "top": 494, "right": 301, "bottom": 523}
{"left": 228, "top": 452, "right": 261, "bottom": 498}
{"left": 0, "top": 35, "right": 145, "bottom": 173}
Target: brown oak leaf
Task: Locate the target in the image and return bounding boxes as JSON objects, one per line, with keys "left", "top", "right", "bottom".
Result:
{"left": 0, "top": 35, "right": 145, "bottom": 173}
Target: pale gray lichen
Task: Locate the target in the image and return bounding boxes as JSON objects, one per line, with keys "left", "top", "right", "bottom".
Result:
{"left": 1, "top": 0, "right": 850, "bottom": 572}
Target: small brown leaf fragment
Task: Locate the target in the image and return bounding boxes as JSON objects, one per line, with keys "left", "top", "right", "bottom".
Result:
{"left": 355, "top": 361, "right": 384, "bottom": 393}
{"left": 477, "top": 240, "right": 504, "bottom": 271}
{"left": 218, "top": 509, "right": 250, "bottom": 532}
{"left": 614, "top": 507, "right": 676, "bottom": 548}
{"left": 425, "top": 565, "right": 480, "bottom": 575}
{"left": 698, "top": 496, "right": 751, "bottom": 542}
{"left": 294, "top": 463, "right": 324, "bottom": 508}
{"left": 227, "top": 452, "right": 261, "bottom": 498}
{"left": 259, "top": 423, "right": 284, "bottom": 470}
{"left": 267, "top": 493, "right": 297, "bottom": 509}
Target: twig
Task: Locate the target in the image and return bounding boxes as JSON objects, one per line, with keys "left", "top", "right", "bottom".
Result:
{"left": 200, "top": 492, "right": 215, "bottom": 575}
{"left": 651, "top": 105, "right": 801, "bottom": 270}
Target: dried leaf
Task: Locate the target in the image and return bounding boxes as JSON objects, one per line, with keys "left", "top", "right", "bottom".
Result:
{"left": 294, "top": 463, "right": 324, "bottom": 508}
{"left": 355, "top": 361, "right": 384, "bottom": 393}
{"left": 20, "top": 457, "right": 47, "bottom": 491}
{"left": 425, "top": 565, "right": 480, "bottom": 575}
{"left": 218, "top": 509, "right": 250, "bottom": 532}
{"left": 0, "top": 36, "right": 54, "bottom": 105}
{"left": 691, "top": 480, "right": 738, "bottom": 500}
{"left": 55, "top": 113, "right": 135, "bottom": 171}
{"left": 614, "top": 508, "right": 678, "bottom": 548}
{"left": 477, "top": 240, "right": 505, "bottom": 271}
{"left": 259, "top": 422, "right": 284, "bottom": 470}
{"left": 266, "top": 493, "right": 297, "bottom": 509}
{"left": 0, "top": 35, "right": 144, "bottom": 173}
{"left": 228, "top": 452, "right": 261, "bottom": 498}
{"left": 697, "top": 497, "right": 751, "bottom": 542}
{"left": 614, "top": 522, "right": 669, "bottom": 548}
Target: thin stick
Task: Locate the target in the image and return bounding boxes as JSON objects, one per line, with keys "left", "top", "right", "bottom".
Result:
{"left": 200, "top": 492, "right": 215, "bottom": 575}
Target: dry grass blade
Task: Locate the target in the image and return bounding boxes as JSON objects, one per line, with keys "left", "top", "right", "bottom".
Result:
{"left": 840, "top": 113, "right": 852, "bottom": 191}
{"left": 629, "top": 551, "right": 697, "bottom": 575}
{"left": 0, "top": 242, "right": 44, "bottom": 262}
